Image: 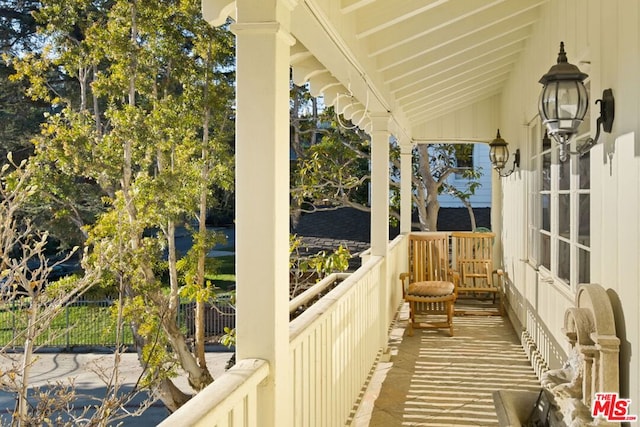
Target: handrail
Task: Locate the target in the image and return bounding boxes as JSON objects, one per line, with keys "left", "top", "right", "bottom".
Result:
{"left": 289, "top": 272, "right": 351, "bottom": 314}
{"left": 157, "top": 358, "right": 269, "bottom": 427}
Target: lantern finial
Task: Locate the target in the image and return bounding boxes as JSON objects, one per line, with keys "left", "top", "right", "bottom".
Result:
{"left": 557, "top": 41, "right": 567, "bottom": 64}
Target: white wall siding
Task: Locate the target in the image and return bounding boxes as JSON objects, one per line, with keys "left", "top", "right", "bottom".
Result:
{"left": 498, "top": 0, "right": 640, "bottom": 410}
{"left": 593, "top": 132, "right": 640, "bottom": 412}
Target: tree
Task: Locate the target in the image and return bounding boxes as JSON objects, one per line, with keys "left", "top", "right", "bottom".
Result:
{"left": 410, "top": 143, "right": 480, "bottom": 231}
{"left": 8, "top": 0, "right": 235, "bottom": 411}
{"left": 0, "top": 0, "right": 48, "bottom": 161}
{"left": 0, "top": 154, "right": 156, "bottom": 426}
{"left": 291, "top": 107, "right": 482, "bottom": 231}
{"left": 441, "top": 163, "right": 483, "bottom": 231}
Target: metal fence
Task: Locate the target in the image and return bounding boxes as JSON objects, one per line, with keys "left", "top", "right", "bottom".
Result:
{"left": 0, "top": 296, "right": 236, "bottom": 351}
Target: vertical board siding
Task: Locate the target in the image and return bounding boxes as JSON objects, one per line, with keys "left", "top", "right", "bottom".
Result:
{"left": 499, "top": 0, "right": 640, "bottom": 411}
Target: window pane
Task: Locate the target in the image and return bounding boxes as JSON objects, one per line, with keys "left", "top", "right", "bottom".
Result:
{"left": 542, "top": 152, "right": 551, "bottom": 190}
{"left": 579, "top": 151, "right": 590, "bottom": 189}
{"left": 579, "top": 248, "right": 590, "bottom": 284}
{"left": 559, "top": 194, "right": 570, "bottom": 239}
{"left": 579, "top": 194, "right": 590, "bottom": 247}
{"left": 559, "top": 151, "right": 570, "bottom": 190}
{"left": 558, "top": 240, "right": 571, "bottom": 284}
{"left": 542, "top": 194, "right": 551, "bottom": 232}
{"left": 454, "top": 144, "right": 473, "bottom": 168}
{"left": 541, "top": 233, "right": 551, "bottom": 270}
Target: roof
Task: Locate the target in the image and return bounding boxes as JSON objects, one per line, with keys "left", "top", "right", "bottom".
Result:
{"left": 291, "top": 207, "right": 491, "bottom": 269}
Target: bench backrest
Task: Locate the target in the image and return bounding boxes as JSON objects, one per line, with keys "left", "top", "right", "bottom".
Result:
{"left": 451, "top": 231, "right": 495, "bottom": 288}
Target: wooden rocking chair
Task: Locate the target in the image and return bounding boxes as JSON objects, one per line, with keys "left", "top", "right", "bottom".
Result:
{"left": 399, "top": 233, "right": 458, "bottom": 336}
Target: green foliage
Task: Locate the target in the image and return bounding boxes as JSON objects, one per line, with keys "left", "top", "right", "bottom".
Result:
{"left": 219, "top": 326, "right": 235, "bottom": 349}
{"left": 289, "top": 234, "right": 351, "bottom": 282}
{"left": 306, "top": 245, "right": 351, "bottom": 276}
{"left": 176, "top": 228, "right": 227, "bottom": 303}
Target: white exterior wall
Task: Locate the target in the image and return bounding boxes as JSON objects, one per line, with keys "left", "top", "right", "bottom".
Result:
{"left": 499, "top": 0, "right": 640, "bottom": 411}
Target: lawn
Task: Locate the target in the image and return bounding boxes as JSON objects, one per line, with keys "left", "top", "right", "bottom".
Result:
{"left": 206, "top": 254, "right": 236, "bottom": 292}
{"left": 0, "top": 300, "right": 134, "bottom": 347}
{"left": 0, "top": 255, "right": 237, "bottom": 348}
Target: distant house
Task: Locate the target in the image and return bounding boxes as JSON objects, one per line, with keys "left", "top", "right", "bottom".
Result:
{"left": 437, "top": 142, "right": 492, "bottom": 208}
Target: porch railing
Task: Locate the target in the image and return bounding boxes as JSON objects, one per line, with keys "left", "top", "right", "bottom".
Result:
{"left": 161, "top": 233, "right": 409, "bottom": 426}
{"left": 157, "top": 358, "right": 269, "bottom": 427}
{"left": 289, "top": 256, "right": 383, "bottom": 426}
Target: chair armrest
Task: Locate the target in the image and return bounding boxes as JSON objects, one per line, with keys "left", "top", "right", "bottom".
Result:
{"left": 492, "top": 269, "right": 505, "bottom": 290}
{"left": 449, "top": 269, "right": 460, "bottom": 297}
{"left": 399, "top": 272, "right": 409, "bottom": 298}
{"left": 448, "top": 268, "right": 460, "bottom": 284}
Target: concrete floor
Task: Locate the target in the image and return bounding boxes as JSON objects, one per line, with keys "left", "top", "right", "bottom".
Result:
{"left": 352, "top": 301, "right": 542, "bottom": 427}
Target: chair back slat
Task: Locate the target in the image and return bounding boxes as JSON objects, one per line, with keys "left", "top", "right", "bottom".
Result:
{"left": 408, "top": 233, "right": 451, "bottom": 283}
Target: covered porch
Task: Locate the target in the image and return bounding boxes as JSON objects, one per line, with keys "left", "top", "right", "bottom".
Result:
{"left": 161, "top": 0, "right": 640, "bottom": 426}
{"left": 355, "top": 306, "right": 541, "bottom": 426}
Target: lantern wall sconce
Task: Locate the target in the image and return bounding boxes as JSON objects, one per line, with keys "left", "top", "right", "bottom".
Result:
{"left": 538, "top": 42, "right": 615, "bottom": 162}
{"left": 489, "top": 129, "right": 520, "bottom": 177}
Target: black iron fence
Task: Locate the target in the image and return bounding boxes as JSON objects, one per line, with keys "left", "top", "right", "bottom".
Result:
{"left": 0, "top": 296, "right": 236, "bottom": 351}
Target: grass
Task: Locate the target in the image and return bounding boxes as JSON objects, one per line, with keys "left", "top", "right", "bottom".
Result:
{"left": 206, "top": 254, "right": 236, "bottom": 291}
{"left": 0, "top": 301, "right": 133, "bottom": 347}
{"left": 0, "top": 254, "right": 237, "bottom": 348}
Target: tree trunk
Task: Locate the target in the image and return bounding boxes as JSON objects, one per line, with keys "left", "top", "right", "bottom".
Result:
{"left": 195, "top": 55, "right": 211, "bottom": 373}
{"left": 425, "top": 190, "right": 439, "bottom": 232}
{"left": 159, "top": 150, "right": 213, "bottom": 392}
{"left": 463, "top": 199, "right": 477, "bottom": 231}
{"left": 14, "top": 296, "right": 37, "bottom": 426}
{"left": 156, "top": 378, "right": 192, "bottom": 413}
{"left": 417, "top": 145, "right": 439, "bottom": 231}
{"left": 161, "top": 306, "right": 213, "bottom": 391}
{"left": 119, "top": 1, "right": 200, "bottom": 409}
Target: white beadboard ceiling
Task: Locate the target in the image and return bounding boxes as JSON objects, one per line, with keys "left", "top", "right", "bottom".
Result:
{"left": 205, "top": 0, "right": 548, "bottom": 141}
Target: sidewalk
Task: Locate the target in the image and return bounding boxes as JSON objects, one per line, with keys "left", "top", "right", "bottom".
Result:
{"left": 0, "top": 351, "right": 233, "bottom": 426}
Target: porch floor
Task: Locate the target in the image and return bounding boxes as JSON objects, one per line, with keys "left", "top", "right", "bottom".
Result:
{"left": 352, "top": 300, "right": 541, "bottom": 426}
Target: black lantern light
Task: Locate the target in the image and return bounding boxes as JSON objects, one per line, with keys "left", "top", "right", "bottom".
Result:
{"left": 489, "top": 129, "right": 519, "bottom": 177}
{"left": 538, "top": 42, "right": 615, "bottom": 162}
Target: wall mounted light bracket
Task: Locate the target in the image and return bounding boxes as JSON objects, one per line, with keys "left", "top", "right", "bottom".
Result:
{"left": 560, "top": 88, "right": 615, "bottom": 161}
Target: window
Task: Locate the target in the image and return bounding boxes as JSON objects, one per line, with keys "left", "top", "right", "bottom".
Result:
{"left": 453, "top": 144, "right": 473, "bottom": 179}
{"left": 528, "top": 94, "right": 591, "bottom": 288}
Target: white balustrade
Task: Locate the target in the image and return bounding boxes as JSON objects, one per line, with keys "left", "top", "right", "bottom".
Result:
{"left": 160, "top": 234, "right": 410, "bottom": 426}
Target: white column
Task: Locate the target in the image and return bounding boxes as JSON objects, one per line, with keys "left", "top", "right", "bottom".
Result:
{"left": 399, "top": 142, "right": 413, "bottom": 234}
{"left": 370, "top": 113, "right": 390, "bottom": 356}
{"left": 231, "top": 3, "right": 294, "bottom": 425}
{"left": 491, "top": 169, "right": 503, "bottom": 266}
{"left": 370, "top": 113, "right": 391, "bottom": 256}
